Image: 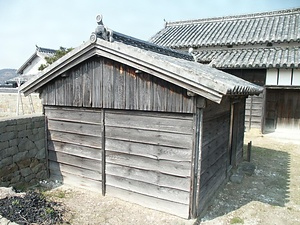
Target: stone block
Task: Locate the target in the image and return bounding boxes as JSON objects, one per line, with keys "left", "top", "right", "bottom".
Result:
{"left": 30, "top": 158, "right": 40, "bottom": 168}
{"left": 230, "top": 172, "right": 244, "bottom": 184}
{"left": 0, "top": 120, "right": 8, "bottom": 128}
{"left": 11, "top": 174, "right": 21, "bottom": 184}
{"left": 26, "top": 122, "right": 34, "bottom": 130}
{"left": 0, "top": 163, "right": 18, "bottom": 178}
{"left": 32, "top": 128, "right": 39, "bottom": 135}
{"left": 24, "top": 173, "right": 35, "bottom": 182}
{"left": 9, "top": 139, "right": 18, "bottom": 147}
{"left": 0, "top": 156, "right": 13, "bottom": 168}
{"left": 32, "top": 163, "right": 46, "bottom": 174}
{"left": 20, "top": 167, "right": 32, "bottom": 177}
{"left": 17, "top": 158, "right": 32, "bottom": 169}
{"left": 36, "top": 170, "right": 47, "bottom": 180}
{"left": 24, "top": 139, "right": 36, "bottom": 151}
{"left": 0, "top": 140, "right": 9, "bottom": 150}
{"left": 5, "top": 125, "right": 16, "bottom": 132}
{"left": 36, "top": 148, "right": 46, "bottom": 159}
{"left": 28, "top": 148, "right": 38, "bottom": 158}
{"left": 16, "top": 118, "right": 29, "bottom": 125}
{"left": 13, "top": 151, "right": 28, "bottom": 163}
{"left": 18, "top": 129, "right": 30, "bottom": 138}
{"left": 17, "top": 124, "right": 27, "bottom": 131}
{"left": 1, "top": 131, "right": 16, "bottom": 141}
{"left": 35, "top": 139, "right": 45, "bottom": 151}
{"left": 238, "top": 161, "right": 256, "bottom": 176}
{"left": 34, "top": 120, "right": 44, "bottom": 128}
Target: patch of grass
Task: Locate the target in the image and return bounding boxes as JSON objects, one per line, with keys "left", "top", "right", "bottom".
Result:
{"left": 230, "top": 216, "right": 244, "bottom": 224}
{"left": 43, "top": 190, "right": 67, "bottom": 199}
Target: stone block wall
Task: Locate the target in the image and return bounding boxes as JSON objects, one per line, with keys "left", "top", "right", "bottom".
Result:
{"left": 0, "top": 115, "right": 47, "bottom": 188}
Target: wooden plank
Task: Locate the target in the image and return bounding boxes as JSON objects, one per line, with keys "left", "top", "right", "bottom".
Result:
{"left": 46, "top": 82, "right": 56, "bottom": 105}
{"left": 124, "top": 67, "right": 137, "bottom": 109}
{"left": 138, "top": 73, "right": 152, "bottom": 110}
{"left": 197, "top": 169, "right": 226, "bottom": 214}
{"left": 153, "top": 76, "right": 167, "bottom": 111}
{"left": 49, "top": 161, "right": 101, "bottom": 181}
{"left": 45, "top": 106, "right": 102, "bottom": 124}
{"left": 106, "top": 164, "right": 190, "bottom": 191}
{"left": 92, "top": 59, "right": 102, "bottom": 108}
{"left": 48, "top": 130, "right": 102, "bottom": 148}
{"left": 102, "top": 59, "right": 114, "bottom": 108}
{"left": 105, "top": 127, "right": 192, "bottom": 149}
{"left": 82, "top": 61, "right": 92, "bottom": 107}
{"left": 47, "top": 119, "right": 102, "bottom": 137}
{"left": 106, "top": 151, "right": 191, "bottom": 177}
{"left": 48, "top": 150, "right": 101, "bottom": 171}
{"left": 113, "top": 63, "right": 126, "bottom": 109}
{"left": 105, "top": 138, "right": 191, "bottom": 161}
{"left": 48, "top": 140, "right": 102, "bottom": 159}
{"left": 72, "top": 66, "right": 83, "bottom": 107}
{"left": 105, "top": 111, "right": 193, "bottom": 134}
{"left": 65, "top": 71, "right": 73, "bottom": 106}
{"left": 106, "top": 174, "right": 190, "bottom": 204}
{"left": 50, "top": 172, "right": 102, "bottom": 193}
{"left": 106, "top": 185, "right": 189, "bottom": 218}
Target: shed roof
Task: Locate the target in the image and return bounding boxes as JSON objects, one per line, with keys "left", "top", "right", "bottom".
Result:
{"left": 21, "top": 18, "right": 262, "bottom": 104}
{"left": 194, "top": 46, "right": 300, "bottom": 69}
{"left": 150, "top": 8, "right": 300, "bottom": 48}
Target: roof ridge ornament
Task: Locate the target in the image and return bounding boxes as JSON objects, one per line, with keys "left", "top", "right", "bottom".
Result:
{"left": 90, "top": 14, "right": 114, "bottom": 43}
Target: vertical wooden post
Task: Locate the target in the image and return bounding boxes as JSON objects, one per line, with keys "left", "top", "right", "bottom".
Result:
{"left": 247, "top": 141, "right": 252, "bottom": 162}
{"left": 248, "top": 96, "right": 253, "bottom": 131}
{"left": 44, "top": 114, "right": 50, "bottom": 179}
{"left": 101, "top": 109, "right": 106, "bottom": 196}
{"left": 190, "top": 97, "right": 205, "bottom": 219}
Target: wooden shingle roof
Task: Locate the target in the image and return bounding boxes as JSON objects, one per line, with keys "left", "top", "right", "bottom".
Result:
{"left": 150, "top": 8, "right": 300, "bottom": 48}
{"left": 194, "top": 47, "right": 300, "bottom": 69}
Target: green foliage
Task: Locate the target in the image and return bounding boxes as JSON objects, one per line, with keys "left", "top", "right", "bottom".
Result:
{"left": 38, "top": 47, "right": 73, "bottom": 71}
{"left": 230, "top": 217, "right": 244, "bottom": 224}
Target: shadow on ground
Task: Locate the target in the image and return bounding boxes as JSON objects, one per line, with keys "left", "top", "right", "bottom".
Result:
{"left": 195, "top": 143, "right": 291, "bottom": 224}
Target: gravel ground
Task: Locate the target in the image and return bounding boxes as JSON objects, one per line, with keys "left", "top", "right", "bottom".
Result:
{"left": 1, "top": 130, "right": 299, "bottom": 225}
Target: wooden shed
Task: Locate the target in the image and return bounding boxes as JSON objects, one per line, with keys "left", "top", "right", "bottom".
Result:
{"left": 21, "top": 16, "right": 262, "bottom": 218}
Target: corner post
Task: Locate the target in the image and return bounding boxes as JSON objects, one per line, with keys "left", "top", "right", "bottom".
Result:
{"left": 190, "top": 96, "right": 206, "bottom": 218}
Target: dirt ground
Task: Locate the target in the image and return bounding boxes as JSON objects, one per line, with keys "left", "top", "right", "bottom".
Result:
{"left": 42, "top": 130, "right": 300, "bottom": 225}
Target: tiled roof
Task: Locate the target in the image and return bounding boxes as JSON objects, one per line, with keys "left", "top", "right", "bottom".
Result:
{"left": 37, "top": 46, "right": 56, "bottom": 54}
{"left": 17, "top": 46, "right": 56, "bottom": 74}
{"left": 194, "top": 47, "right": 300, "bottom": 69}
{"left": 150, "top": 8, "right": 300, "bottom": 48}
{"left": 21, "top": 19, "right": 263, "bottom": 103}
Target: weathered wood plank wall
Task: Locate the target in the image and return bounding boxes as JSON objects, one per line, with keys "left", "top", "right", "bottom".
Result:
{"left": 40, "top": 57, "right": 195, "bottom": 113}
{"left": 197, "top": 97, "right": 231, "bottom": 213}
{"left": 104, "top": 110, "right": 194, "bottom": 218}
{"left": 265, "top": 89, "right": 300, "bottom": 131}
{"left": 45, "top": 106, "right": 103, "bottom": 191}
{"left": 245, "top": 93, "right": 264, "bottom": 130}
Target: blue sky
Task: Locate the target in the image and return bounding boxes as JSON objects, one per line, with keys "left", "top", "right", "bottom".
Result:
{"left": 0, "top": 0, "right": 300, "bottom": 69}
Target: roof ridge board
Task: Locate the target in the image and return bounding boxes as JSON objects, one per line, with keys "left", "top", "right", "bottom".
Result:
{"left": 166, "top": 7, "right": 300, "bottom": 27}
{"left": 108, "top": 30, "right": 194, "bottom": 61}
